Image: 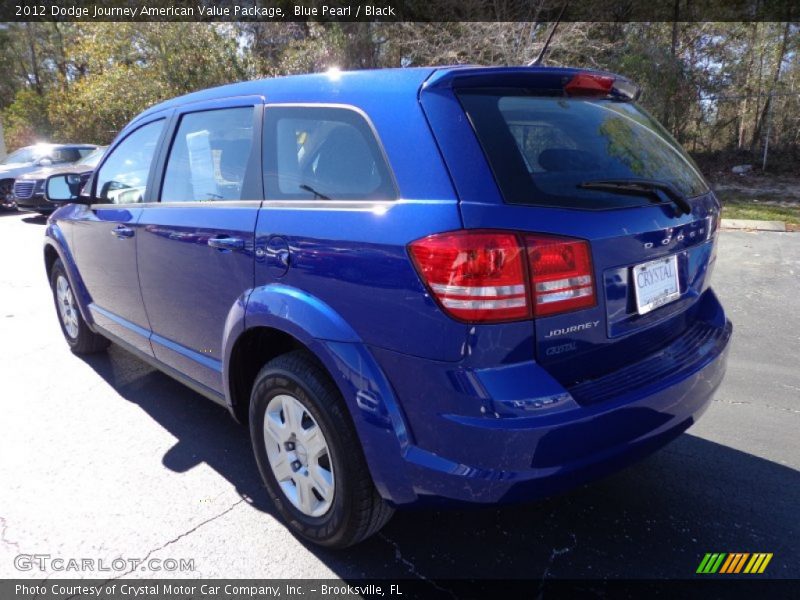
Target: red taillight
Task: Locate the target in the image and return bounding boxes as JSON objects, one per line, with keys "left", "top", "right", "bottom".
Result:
{"left": 564, "top": 72, "right": 641, "bottom": 100}
{"left": 524, "top": 235, "right": 595, "bottom": 316}
{"left": 409, "top": 231, "right": 595, "bottom": 323}
{"left": 408, "top": 231, "right": 528, "bottom": 322}
{"left": 564, "top": 73, "right": 615, "bottom": 97}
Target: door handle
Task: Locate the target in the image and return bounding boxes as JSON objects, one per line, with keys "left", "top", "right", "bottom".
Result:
{"left": 111, "top": 225, "right": 134, "bottom": 239}
{"left": 207, "top": 236, "right": 245, "bottom": 251}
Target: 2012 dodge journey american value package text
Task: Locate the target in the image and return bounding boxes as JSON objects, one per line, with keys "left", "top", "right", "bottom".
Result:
{"left": 43, "top": 66, "right": 732, "bottom": 548}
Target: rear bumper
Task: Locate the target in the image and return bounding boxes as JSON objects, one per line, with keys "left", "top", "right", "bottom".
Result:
{"left": 368, "top": 290, "right": 731, "bottom": 505}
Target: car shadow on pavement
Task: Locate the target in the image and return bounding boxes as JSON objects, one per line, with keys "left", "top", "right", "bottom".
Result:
{"left": 81, "top": 345, "right": 798, "bottom": 580}
{"left": 20, "top": 215, "right": 47, "bottom": 225}
{"left": 81, "top": 345, "right": 274, "bottom": 515}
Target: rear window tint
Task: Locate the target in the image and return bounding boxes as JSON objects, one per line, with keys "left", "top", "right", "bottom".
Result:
{"left": 458, "top": 92, "right": 709, "bottom": 209}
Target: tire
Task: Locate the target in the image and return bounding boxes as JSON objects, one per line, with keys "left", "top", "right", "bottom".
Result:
{"left": 249, "top": 350, "right": 394, "bottom": 548}
{"left": 0, "top": 180, "right": 15, "bottom": 209}
{"left": 50, "top": 259, "right": 110, "bottom": 354}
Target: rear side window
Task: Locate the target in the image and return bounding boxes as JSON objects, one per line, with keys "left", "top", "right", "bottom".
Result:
{"left": 458, "top": 92, "right": 709, "bottom": 209}
{"left": 263, "top": 106, "right": 396, "bottom": 201}
{"left": 161, "top": 106, "right": 254, "bottom": 202}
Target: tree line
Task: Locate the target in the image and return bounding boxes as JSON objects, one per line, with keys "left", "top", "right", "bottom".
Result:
{"left": 1, "top": 22, "right": 797, "bottom": 170}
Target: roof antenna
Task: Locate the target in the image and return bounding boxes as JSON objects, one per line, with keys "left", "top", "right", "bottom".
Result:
{"left": 527, "top": 2, "right": 569, "bottom": 66}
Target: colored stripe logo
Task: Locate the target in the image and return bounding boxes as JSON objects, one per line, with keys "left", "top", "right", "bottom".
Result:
{"left": 697, "top": 553, "right": 773, "bottom": 574}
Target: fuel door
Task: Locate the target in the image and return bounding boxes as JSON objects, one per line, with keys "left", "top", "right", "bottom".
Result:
{"left": 256, "top": 235, "right": 290, "bottom": 278}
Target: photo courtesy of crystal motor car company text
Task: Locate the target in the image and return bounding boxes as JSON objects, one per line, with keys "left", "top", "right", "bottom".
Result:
{"left": 39, "top": 55, "right": 731, "bottom": 549}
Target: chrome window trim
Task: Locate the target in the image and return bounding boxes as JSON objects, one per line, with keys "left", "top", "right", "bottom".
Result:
{"left": 117, "top": 200, "right": 264, "bottom": 209}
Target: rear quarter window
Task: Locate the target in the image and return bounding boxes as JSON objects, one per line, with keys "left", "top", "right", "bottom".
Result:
{"left": 458, "top": 92, "right": 709, "bottom": 209}
{"left": 263, "top": 106, "right": 397, "bottom": 201}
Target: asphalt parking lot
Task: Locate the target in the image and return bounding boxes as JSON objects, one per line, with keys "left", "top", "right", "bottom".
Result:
{"left": 0, "top": 210, "right": 797, "bottom": 582}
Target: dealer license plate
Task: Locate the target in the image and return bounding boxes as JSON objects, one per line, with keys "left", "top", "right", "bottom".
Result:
{"left": 632, "top": 255, "right": 680, "bottom": 315}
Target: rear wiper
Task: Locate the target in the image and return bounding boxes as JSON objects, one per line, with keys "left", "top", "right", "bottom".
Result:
{"left": 577, "top": 178, "right": 692, "bottom": 215}
{"left": 299, "top": 183, "right": 331, "bottom": 200}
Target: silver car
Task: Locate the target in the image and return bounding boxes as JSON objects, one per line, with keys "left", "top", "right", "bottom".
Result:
{"left": 0, "top": 143, "right": 98, "bottom": 209}
{"left": 14, "top": 146, "right": 107, "bottom": 215}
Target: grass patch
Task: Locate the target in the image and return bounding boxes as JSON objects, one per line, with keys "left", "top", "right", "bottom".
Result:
{"left": 721, "top": 202, "right": 800, "bottom": 224}
{"left": 715, "top": 191, "right": 800, "bottom": 225}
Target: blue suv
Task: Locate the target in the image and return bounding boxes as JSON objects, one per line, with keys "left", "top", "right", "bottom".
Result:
{"left": 43, "top": 66, "right": 731, "bottom": 548}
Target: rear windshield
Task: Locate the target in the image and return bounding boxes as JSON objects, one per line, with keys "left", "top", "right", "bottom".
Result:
{"left": 458, "top": 91, "right": 709, "bottom": 209}
{"left": 2, "top": 147, "right": 38, "bottom": 164}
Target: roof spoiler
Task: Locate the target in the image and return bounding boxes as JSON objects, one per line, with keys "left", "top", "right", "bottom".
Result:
{"left": 422, "top": 67, "right": 641, "bottom": 102}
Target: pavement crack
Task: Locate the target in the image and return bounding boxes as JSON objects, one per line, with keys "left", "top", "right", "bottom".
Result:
{"left": 0, "top": 515, "right": 46, "bottom": 594}
{"left": 0, "top": 515, "right": 21, "bottom": 552}
{"left": 378, "top": 533, "right": 457, "bottom": 599}
{"left": 31, "top": 573, "right": 55, "bottom": 600}
{"left": 63, "top": 498, "right": 245, "bottom": 594}
{"left": 712, "top": 397, "right": 800, "bottom": 414}
{"left": 114, "top": 498, "right": 245, "bottom": 578}
{"left": 538, "top": 532, "right": 578, "bottom": 596}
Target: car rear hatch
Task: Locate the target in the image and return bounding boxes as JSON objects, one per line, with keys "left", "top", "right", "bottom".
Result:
{"left": 419, "top": 67, "right": 721, "bottom": 398}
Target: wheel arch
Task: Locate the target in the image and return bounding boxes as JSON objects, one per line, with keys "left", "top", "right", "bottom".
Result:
{"left": 44, "top": 243, "right": 59, "bottom": 279}
{"left": 223, "top": 283, "right": 361, "bottom": 422}
{"left": 223, "top": 284, "right": 417, "bottom": 504}
{"left": 226, "top": 325, "right": 313, "bottom": 424}
{"left": 43, "top": 231, "right": 94, "bottom": 326}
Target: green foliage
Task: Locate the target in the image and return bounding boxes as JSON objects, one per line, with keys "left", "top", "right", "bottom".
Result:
{"left": 1, "top": 23, "right": 251, "bottom": 147}
{"left": 3, "top": 88, "right": 52, "bottom": 149}
{"left": 0, "top": 21, "right": 797, "bottom": 164}
{"left": 48, "top": 65, "right": 169, "bottom": 144}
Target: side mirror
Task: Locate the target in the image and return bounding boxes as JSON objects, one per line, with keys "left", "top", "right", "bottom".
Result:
{"left": 37, "top": 157, "right": 53, "bottom": 167}
{"left": 45, "top": 173, "right": 88, "bottom": 204}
